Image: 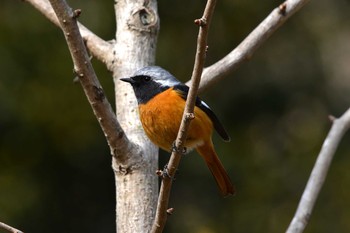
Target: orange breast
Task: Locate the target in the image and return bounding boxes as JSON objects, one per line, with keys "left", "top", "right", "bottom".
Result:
{"left": 139, "top": 88, "right": 213, "bottom": 152}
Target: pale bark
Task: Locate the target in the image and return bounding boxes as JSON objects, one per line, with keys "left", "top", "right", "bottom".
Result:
{"left": 112, "top": 1, "right": 159, "bottom": 232}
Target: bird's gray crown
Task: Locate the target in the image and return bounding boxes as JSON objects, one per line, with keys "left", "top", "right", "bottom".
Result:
{"left": 133, "top": 66, "right": 181, "bottom": 88}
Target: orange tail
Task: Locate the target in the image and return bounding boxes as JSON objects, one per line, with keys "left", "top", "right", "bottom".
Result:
{"left": 196, "top": 141, "right": 235, "bottom": 197}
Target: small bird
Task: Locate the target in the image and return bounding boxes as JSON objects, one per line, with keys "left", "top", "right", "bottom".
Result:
{"left": 121, "top": 66, "right": 235, "bottom": 197}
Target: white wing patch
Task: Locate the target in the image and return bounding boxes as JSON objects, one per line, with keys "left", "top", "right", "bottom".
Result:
{"left": 200, "top": 100, "right": 211, "bottom": 109}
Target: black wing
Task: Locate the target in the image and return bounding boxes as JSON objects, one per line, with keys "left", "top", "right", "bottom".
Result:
{"left": 173, "top": 84, "right": 231, "bottom": 142}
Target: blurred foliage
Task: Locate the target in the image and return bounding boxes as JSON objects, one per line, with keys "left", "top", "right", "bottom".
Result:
{"left": 0, "top": 0, "right": 350, "bottom": 233}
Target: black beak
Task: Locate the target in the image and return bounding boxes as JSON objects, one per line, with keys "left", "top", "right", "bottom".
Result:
{"left": 120, "top": 77, "right": 135, "bottom": 84}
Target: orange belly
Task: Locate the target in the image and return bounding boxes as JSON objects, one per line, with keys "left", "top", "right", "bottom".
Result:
{"left": 139, "top": 88, "right": 213, "bottom": 152}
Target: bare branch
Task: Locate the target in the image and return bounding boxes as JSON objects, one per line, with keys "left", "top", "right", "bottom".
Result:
{"left": 186, "top": 0, "right": 311, "bottom": 93}
{"left": 286, "top": 108, "right": 350, "bottom": 233}
{"left": 47, "top": 0, "right": 135, "bottom": 160}
{"left": 0, "top": 221, "right": 24, "bottom": 233}
{"left": 150, "top": 1, "right": 217, "bottom": 232}
{"left": 23, "top": 0, "right": 113, "bottom": 65}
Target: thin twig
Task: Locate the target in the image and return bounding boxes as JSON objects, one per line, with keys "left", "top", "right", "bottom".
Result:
{"left": 150, "top": 1, "right": 217, "bottom": 232}
{"left": 186, "top": 0, "right": 311, "bottom": 93}
{"left": 286, "top": 108, "right": 350, "bottom": 233}
{"left": 0, "top": 221, "right": 24, "bottom": 233}
{"left": 47, "top": 0, "right": 135, "bottom": 160}
{"left": 23, "top": 0, "right": 112, "bottom": 65}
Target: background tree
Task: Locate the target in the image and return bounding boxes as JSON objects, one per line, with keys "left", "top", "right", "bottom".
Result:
{"left": 0, "top": 0, "right": 350, "bottom": 233}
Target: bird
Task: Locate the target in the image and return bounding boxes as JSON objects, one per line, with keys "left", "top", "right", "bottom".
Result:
{"left": 121, "top": 66, "right": 235, "bottom": 197}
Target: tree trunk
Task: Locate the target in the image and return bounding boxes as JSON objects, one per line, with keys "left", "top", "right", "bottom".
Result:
{"left": 112, "top": 0, "right": 159, "bottom": 232}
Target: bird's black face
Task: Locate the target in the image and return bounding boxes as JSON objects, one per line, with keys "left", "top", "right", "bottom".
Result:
{"left": 121, "top": 75, "right": 168, "bottom": 104}
{"left": 121, "top": 66, "right": 182, "bottom": 104}
{"left": 120, "top": 75, "right": 151, "bottom": 87}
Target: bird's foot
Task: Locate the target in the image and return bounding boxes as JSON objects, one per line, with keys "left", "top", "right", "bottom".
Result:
{"left": 156, "top": 163, "right": 178, "bottom": 181}
{"left": 171, "top": 141, "right": 187, "bottom": 154}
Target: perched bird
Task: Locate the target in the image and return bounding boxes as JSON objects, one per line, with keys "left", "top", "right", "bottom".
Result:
{"left": 121, "top": 66, "right": 235, "bottom": 197}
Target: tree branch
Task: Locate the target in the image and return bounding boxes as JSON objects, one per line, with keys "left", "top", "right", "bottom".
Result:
{"left": 0, "top": 221, "right": 24, "bottom": 233}
{"left": 47, "top": 0, "right": 135, "bottom": 160}
{"left": 286, "top": 108, "right": 350, "bottom": 233}
{"left": 23, "top": 0, "right": 113, "bottom": 65}
{"left": 150, "top": 1, "right": 217, "bottom": 232}
{"left": 186, "top": 0, "right": 311, "bottom": 93}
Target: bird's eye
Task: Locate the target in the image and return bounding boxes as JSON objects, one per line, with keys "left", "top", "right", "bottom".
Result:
{"left": 143, "top": 76, "right": 151, "bottom": 82}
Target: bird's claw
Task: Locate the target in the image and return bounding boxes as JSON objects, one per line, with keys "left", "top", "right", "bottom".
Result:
{"left": 161, "top": 163, "right": 178, "bottom": 181}
{"left": 171, "top": 141, "right": 187, "bottom": 154}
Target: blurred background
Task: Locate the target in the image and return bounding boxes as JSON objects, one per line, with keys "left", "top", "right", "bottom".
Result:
{"left": 1, "top": 0, "right": 350, "bottom": 232}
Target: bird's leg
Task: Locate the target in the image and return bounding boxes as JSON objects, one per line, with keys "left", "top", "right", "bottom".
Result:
{"left": 156, "top": 142, "right": 186, "bottom": 179}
